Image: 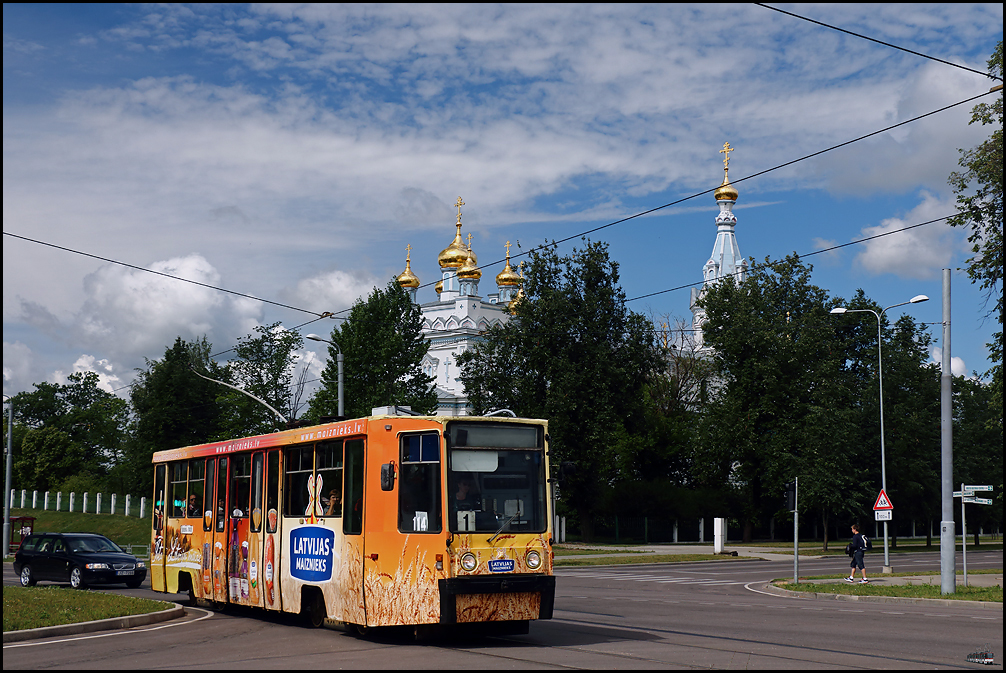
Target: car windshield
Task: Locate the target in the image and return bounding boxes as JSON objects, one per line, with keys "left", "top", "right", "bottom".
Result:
{"left": 66, "top": 536, "right": 123, "bottom": 554}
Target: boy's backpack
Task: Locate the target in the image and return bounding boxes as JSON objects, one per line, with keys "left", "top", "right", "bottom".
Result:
{"left": 863, "top": 535, "right": 873, "bottom": 550}
{"left": 845, "top": 542, "right": 854, "bottom": 557}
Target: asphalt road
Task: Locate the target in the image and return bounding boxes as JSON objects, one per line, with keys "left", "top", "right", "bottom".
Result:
{"left": 4, "top": 549, "right": 1002, "bottom": 669}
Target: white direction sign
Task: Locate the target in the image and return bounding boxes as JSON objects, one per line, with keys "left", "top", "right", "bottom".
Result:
{"left": 874, "top": 510, "right": 893, "bottom": 521}
{"left": 972, "top": 497, "right": 993, "bottom": 505}
{"left": 965, "top": 485, "right": 993, "bottom": 492}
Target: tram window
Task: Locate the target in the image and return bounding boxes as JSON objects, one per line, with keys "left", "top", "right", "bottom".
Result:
{"left": 231, "top": 454, "right": 252, "bottom": 518}
{"left": 316, "top": 441, "right": 343, "bottom": 517}
{"left": 399, "top": 433, "right": 442, "bottom": 534}
{"left": 188, "top": 459, "right": 205, "bottom": 518}
{"left": 344, "top": 439, "right": 364, "bottom": 535}
{"left": 285, "top": 445, "right": 313, "bottom": 517}
{"left": 216, "top": 457, "right": 227, "bottom": 532}
{"left": 153, "top": 464, "right": 166, "bottom": 531}
{"left": 203, "top": 459, "right": 216, "bottom": 532}
{"left": 250, "top": 453, "right": 264, "bottom": 532}
{"left": 266, "top": 450, "right": 279, "bottom": 533}
{"left": 170, "top": 461, "right": 188, "bottom": 518}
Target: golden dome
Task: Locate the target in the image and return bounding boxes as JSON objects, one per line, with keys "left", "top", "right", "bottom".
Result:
{"left": 438, "top": 196, "right": 477, "bottom": 269}
{"left": 396, "top": 245, "right": 420, "bottom": 288}
{"left": 435, "top": 279, "right": 443, "bottom": 295}
{"left": 714, "top": 140, "right": 738, "bottom": 202}
{"left": 495, "top": 241, "right": 521, "bottom": 287}
{"left": 714, "top": 177, "right": 738, "bottom": 202}
{"left": 457, "top": 234, "right": 482, "bottom": 280}
{"left": 507, "top": 261, "right": 526, "bottom": 313}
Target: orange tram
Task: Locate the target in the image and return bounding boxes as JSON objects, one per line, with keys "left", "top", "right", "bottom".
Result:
{"left": 150, "top": 409, "right": 555, "bottom": 633}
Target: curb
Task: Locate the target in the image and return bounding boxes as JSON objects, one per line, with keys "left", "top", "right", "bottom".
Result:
{"left": 760, "top": 582, "right": 1003, "bottom": 610}
{"left": 3, "top": 603, "right": 185, "bottom": 643}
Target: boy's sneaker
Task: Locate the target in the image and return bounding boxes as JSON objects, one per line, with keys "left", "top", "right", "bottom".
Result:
{"left": 844, "top": 577, "right": 854, "bottom": 582}
{"left": 860, "top": 579, "right": 870, "bottom": 584}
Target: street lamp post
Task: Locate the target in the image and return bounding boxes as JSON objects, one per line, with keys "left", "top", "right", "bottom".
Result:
{"left": 306, "top": 334, "right": 344, "bottom": 419}
{"left": 830, "top": 294, "right": 929, "bottom": 573}
{"left": 3, "top": 395, "right": 13, "bottom": 559}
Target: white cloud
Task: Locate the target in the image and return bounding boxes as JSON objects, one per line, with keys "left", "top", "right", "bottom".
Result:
{"left": 3, "top": 341, "right": 34, "bottom": 394}
{"left": 281, "top": 269, "right": 381, "bottom": 316}
{"left": 930, "top": 347, "right": 968, "bottom": 377}
{"left": 853, "top": 192, "right": 963, "bottom": 280}
{"left": 52, "top": 354, "right": 123, "bottom": 394}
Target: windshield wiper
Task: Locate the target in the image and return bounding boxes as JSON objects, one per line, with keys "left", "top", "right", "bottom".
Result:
{"left": 487, "top": 508, "right": 521, "bottom": 544}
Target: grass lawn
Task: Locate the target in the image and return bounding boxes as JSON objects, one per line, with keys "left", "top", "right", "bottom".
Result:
{"left": 7, "top": 508, "right": 151, "bottom": 551}
{"left": 555, "top": 553, "right": 750, "bottom": 567}
{"left": 776, "top": 580, "right": 1002, "bottom": 602}
{"left": 3, "top": 586, "right": 170, "bottom": 631}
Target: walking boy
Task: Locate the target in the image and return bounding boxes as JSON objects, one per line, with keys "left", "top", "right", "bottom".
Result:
{"left": 845, "top": 523, "right": 869, "bottom": 583}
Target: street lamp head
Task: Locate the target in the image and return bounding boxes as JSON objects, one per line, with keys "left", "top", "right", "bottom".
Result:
{"left": 305, "top": 334, "right": 326, "bottom": 343}
{"left": 829, "top": 307, "right": 848, "bottom": 314}
{"left": 909, "top": 295, "right": 929, "bottom": 304}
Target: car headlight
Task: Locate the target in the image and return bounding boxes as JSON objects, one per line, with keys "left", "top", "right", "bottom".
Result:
{"left": 85, "top": 563, "right": 110, "bottom": 570}
{"left": 135, "top": 561, "right": 145, "bottom": 568}
{"left": 460, "top": 552, "right": 478, "bottom": 572}
{"left": 526, "top": 550, "right": 542, "bottom": 569}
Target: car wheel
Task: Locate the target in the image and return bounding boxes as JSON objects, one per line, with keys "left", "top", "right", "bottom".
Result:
{"left": 20, "top": 565, "right": 37, "bottom": 587}
{"left": 69, "top": 566, "right": 87, "bottom": 590}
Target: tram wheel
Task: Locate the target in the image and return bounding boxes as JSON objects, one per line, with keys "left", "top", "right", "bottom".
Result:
{"left": 304, "top": 591, "right": 326, "bottom": 628}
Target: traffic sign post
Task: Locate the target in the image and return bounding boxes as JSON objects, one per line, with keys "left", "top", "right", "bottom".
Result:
{"left": 954, "top": 484, "right": 995, "bottom": 587}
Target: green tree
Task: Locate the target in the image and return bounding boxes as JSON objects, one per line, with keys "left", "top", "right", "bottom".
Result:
{"left": 308, "top": 281, "right": 436, "bottom": 420}
{"left": 948, "top": 40, "right": 1003, "bottom": 424}
{"left": 216, "top": 322, "right": 304, "bottom": 437}
{"left": 126, "top": 337, "right": 228, "bottom": 497}
{"left": 8, "top": 371, "right": 128, "bottom": 493}
{"left": 952, "top": 375, "right": 1004, "bottom": 545}
{"left": 695, "top": 254, "right": 855, "bottom": 543}
{"left": 458, "top": 240, "right": 659, "bottom": 540}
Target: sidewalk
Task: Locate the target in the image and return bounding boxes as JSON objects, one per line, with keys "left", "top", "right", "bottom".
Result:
{"left": 557, "top": 543, "right": 805, "bottom": 562}
{"left": 805, "top": 573, "right": 1003, "bottom": 588}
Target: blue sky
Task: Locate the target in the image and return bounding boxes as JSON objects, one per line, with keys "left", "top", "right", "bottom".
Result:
{"left": 3, "top": 3, "right": 1002, "bottom": 398}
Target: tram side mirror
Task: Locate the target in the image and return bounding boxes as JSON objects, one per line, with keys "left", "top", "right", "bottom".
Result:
{"left": 558, "top": 461, "right": 577, "bottom": 482}
{"left": 380, "top": 462, "right": 396, "bottom": 491}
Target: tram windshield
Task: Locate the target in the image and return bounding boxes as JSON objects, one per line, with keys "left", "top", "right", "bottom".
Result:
{"left": 447, "top": 422, "right": 547, "bottom": 534}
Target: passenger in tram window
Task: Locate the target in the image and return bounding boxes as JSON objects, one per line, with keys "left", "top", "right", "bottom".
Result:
{"left": 324, "top": 489, "right": 341, "bottom": 516}
{"left": 453, "top": 476, "right": 481, "bottom": 511}
{"left": 187, "top": 494, "right": 200, "bottom": 518}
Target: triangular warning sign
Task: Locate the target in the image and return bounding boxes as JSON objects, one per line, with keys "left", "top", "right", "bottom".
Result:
{"left": 873, "top": 489, "right": 893, "bottom": 510}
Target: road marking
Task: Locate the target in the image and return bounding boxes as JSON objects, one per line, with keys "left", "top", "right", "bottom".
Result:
{"left": 3, "top": 607, "right": 214, "bottom": 649}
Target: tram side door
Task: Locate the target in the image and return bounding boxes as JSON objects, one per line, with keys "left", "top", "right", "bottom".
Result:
{"left": 211, "top": 456, "right": 229, "bottom": 603}
{"left": 227, "top": 453, "right": 256, "bottom": 604}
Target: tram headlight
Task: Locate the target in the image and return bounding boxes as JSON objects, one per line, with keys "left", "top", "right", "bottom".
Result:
{"left": 460, "top": 552, "right": 478, "bottom": 572}
{"left": 525, "top": 550, "right": 542, "bottom": 569}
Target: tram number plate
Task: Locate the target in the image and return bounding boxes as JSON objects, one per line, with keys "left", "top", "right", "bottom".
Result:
{"left": 116, "top": 570, "right": 134, "bottom": 576}
{"left": 488, "top": 559, "right": 515, "bottom": 573}
{"left": 457, "top": 510, "right": 476, "bottom": 532}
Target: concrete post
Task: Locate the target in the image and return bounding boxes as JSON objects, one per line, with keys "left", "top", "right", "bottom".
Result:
{"left": 32, "top": 490, "right": 38, "bottom": 509}
{"left": 21, "top": 490, "right": 26, "bottom": 508}
{"left": 83, "top": 492, "right": 89, "bottom": 514}
{"left": 673, "top": 520, "right": 678, "bottom": 543}
{"left": 125, "top": 494, "right": 131, "bottom": 517}
{"left": 44, "top": 492, "right": 50, "bottom": 510}
{"left": 96, "top": 492, "right": 102, "bottom": 514}
{"left": 940, "top": 268, "right": 955, "bottom": 594}
{"left": 70, "top": 492, "right": 76, "bottom": 512}
{"left": 140, "top": 496, "right": 146, "bottom": 519}
{"left": 57, "top": 492, "right": 63, "bottom": 512}
{"left": 111, "top": 493, "right": 117, "bottom": 515}
{"left": 713, "top": 517, "right": 726, "bottom": 553}
{"left": 699, "top": 517, "right": 705, "bottom": 543}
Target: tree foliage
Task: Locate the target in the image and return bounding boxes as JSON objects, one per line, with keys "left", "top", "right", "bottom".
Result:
{"left": 216, "top": 322, "right": 304, "bottom": 437}
{"left": 307, "top": 281, "right": 436, "bottom": 420}
{"left": 7, "top": 371, "right": 128, "bottom": 493}
{"left": 948, "top": 40, "right": 1003, "bottom": 423}
{"left": 458, "top": 240, "right": 660, "bottom": 539}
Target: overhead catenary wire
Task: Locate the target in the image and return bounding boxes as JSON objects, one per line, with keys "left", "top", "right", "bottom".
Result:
{"left": 755, "top": 3, "right": 1003, "bottom": 82}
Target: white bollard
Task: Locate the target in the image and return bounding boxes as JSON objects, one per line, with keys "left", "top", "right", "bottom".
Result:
{"left": 713, "top": 517, "right": 726, "bottom": 554}
{"left": 560, "top": 516, "right": 566, "bottom": 543}
{"left": 83, "top": 492, "right": 89, "bottom": 514}
{"left": 32, "top": 490, "right": 38, "bottom": 509}
{"left": 140, "top": 496, "right": 146, "bottom": 519}
{"left": 111, "top": 493, "right": 117, "bottom": 515}
{"left": 21, "top": 490, "right": 27, "bottom": 508}
{"left": 57, "top": 492, "right": 63, "bottom": 511}
{"left": 673, "top": 519, "right": 679, "bottom": 543}
{"left": 44, "top": 492, "right": 50, "bottom": 510}
{"left": 70, "top": 492, "right": 76, "bottom": 512}
{"left": 125, "top": 494, "right": 131, "bottom": 517}
{"left": 9, "top": 489, "right": 14, "bottom": 509}
{"left": 699, "top": 517, "right": 705, "bottom": 543}
{"left": 96, "top": 492, "right": 102, "bottom": 514}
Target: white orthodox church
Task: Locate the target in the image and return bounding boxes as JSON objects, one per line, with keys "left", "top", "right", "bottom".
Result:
{"left": 394, "top": 144, "right": 744, "bottom": 415}
{"left": 395, "top": 198, "right": 523, "bottom": 415}
{"left": 689, "top": 142, "right": 746, "bottom": 348}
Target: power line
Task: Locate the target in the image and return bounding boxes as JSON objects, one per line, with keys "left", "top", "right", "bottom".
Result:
{"left": 1, "top": 231, "right": 328, "bottom": 319}
{"left": 755, "top": 3, "right": 1003, "bottom": 82}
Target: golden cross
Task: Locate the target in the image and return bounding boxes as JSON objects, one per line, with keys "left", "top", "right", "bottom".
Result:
{"left": 505, "top": 240, "right": 511, "bottom": 258}
{"left": 405, "top": 243, "right": 412, "bottom": 261}
{"left": 455, "top": 197, "right": 465, "bottom": 224}
{"left": 719, "top": 141, "right": 734, "bottom": 171}
{"left": 466, "top": 232, "right": 473, "bottom": 250}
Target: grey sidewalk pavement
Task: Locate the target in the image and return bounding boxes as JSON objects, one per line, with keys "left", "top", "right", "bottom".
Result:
{"left": 557, "top": 543, "right": 812, "bottom": 561}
